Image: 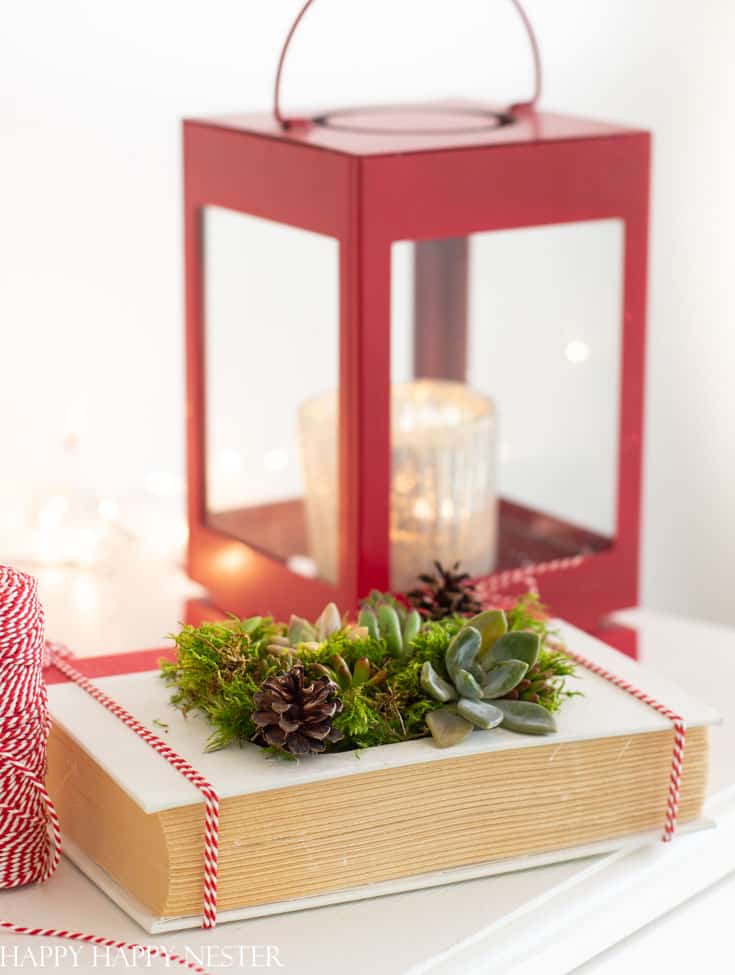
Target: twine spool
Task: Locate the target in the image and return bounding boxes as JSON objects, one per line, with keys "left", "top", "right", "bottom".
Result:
{"left": 0, "top": 566, "right": 60, "bottom": 889}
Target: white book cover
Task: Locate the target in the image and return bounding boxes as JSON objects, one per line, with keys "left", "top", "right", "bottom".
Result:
{"left": 46, "top": 620, "right": 721, "bottom": 932}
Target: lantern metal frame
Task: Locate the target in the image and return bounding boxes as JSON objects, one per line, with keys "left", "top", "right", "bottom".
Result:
{"left": 183, "top": 101, "right": 650, "bottom": 627}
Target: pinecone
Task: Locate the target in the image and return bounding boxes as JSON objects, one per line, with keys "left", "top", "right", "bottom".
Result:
{"left": 407, "top": 561, "right": 483, "bottom": 620}
{"left": 252, "top": 665, "right": 344, "bottom": 756}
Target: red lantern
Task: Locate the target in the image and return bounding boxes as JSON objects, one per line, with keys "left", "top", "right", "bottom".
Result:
{"left": 184, "top": 1, "right": 649, "bottom": 634}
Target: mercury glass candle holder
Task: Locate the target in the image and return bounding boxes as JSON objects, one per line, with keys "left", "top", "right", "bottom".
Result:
{"left": 298, "top": 380, "right": 497, "bottom": 589}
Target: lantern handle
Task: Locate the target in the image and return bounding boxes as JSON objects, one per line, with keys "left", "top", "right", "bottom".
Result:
{"left": 273, "top": 0, "right": 542, "bottom": 129}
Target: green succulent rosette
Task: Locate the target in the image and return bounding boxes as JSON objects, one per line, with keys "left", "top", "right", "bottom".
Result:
{"left": 421, "top": 610, "right": 560, "bottom": 747}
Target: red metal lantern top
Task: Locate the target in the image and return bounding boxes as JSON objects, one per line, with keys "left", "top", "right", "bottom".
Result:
{"left": 198, "top": 0, "right": 637, "bottom": 159}
{"left": 273, "top": 0, "right": 543, "bottom": 129}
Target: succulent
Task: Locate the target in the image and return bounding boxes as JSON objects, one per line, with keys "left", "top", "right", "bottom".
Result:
{"left": 285, "top": 597, "right": 421, "bottom": 662}
{"left": 286, "top": 602, "right": 368, "bottom": 650}
{"left": 312, "top": 654, "right": 388, "bottom": 692}
{"left": 358, "top": 591, "right": 421, "bottom": 659}
{"left": 407, "top": 561, "right": 483, "bottom": 620}
{"left": 421, "top": 609, "right": 557, "bottom": 747}
{"left": 262, "top": 633, "right": 297, "bottom": 662}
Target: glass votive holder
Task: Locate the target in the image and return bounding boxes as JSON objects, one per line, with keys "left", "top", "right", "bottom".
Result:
{"left": 298, "top": 379, "right": 497, "bottom": 590}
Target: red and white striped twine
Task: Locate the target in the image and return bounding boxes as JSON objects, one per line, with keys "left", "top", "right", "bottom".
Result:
{"left": 46, "top": 644, "right": 221, "bottom": 928}
{"left": 550, "top": 638, "right": 686, "bottom": 842}
{"left": 0, "top": 565, "right": 216, "bottom": 974}
{"left": 474, "top": 553, "right": 587, "bottom": 603}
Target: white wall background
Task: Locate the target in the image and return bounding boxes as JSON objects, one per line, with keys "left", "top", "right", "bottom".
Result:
{"left": 1, "top": 0, "right": 733, "bottom": 623}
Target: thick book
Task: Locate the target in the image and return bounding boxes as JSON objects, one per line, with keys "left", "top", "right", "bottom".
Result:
{"left": 45, "top": 621, "right": 719, "bottom": 933}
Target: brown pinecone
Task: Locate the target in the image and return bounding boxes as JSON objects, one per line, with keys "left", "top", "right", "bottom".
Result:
{"left": 407, "top": 561, "right": 483, "bottom": 620}
{"left": 252, "top": 665, "right": 344, "bottom": 756}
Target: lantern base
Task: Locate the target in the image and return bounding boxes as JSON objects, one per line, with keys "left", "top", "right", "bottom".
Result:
{"left": 205, "top": 496, "right": 611, "bottom": 586}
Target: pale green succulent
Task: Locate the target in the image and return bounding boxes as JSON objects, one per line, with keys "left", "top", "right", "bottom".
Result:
{"left": 284, "top": 598, "right": 421, "bottom": 663}
{"left": 357, "top": 594, "right": 421, "bottom": 660}
{"left": 286, "top": 602, "right": 366, "bottom": 649}
{"left": 312, "top": 654, "right": 388, "bottom": 692}
{"left": 422, "top": 610, "right": 557, "bottom": 747}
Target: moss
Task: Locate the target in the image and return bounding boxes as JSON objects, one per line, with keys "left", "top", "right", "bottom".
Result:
{"left": 309, "top": 630, "right": 388, "bottom": 669}
{"left": 506, "top": 593, "right": 550, "bottom": 634}
{"left": 161, "top": 617, "right": 283, "bottom": 751}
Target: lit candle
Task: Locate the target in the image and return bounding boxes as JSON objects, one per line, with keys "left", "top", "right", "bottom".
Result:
{"left": 299, "top": 380, "right": 497, "bottom": 590}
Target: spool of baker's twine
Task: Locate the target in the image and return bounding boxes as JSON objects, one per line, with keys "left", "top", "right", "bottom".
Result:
{"left": 0, "top": 566, "right": 60, "bottom": 888}
{"left": 0, "top": 565, "right": 211, "bottom": 975}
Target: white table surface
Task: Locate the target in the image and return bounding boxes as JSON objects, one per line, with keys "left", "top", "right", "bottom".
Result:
{"left": 1, "top": 557, "right": 734, "bottom": 974}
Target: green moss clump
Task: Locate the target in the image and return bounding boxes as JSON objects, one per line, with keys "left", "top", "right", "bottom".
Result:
{"left": 160, "top": 616, "right": 283, "bottom": 751}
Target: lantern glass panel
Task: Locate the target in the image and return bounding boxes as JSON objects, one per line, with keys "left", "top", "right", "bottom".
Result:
{"left": 203, "top": 206, "right": 340, "bottom": 581}
{"left": 390, "top": 219, "right": 623, "bottom": 590}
